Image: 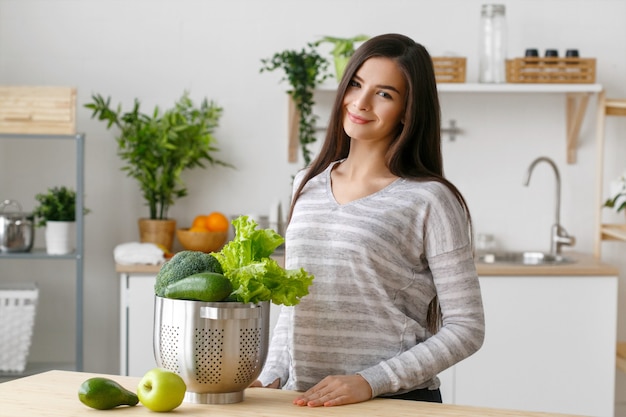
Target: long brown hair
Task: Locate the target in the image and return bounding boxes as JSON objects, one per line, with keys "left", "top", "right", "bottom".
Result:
{"left": 290, "top": 34, "right": 473, "bottom": 333}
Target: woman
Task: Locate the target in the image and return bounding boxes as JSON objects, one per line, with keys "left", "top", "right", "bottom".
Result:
{"left": 254, "top": 33, "right": 485, "bottom": 407}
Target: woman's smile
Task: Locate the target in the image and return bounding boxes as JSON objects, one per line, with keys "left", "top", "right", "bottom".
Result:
{"left": 347, "top": 111, "right": 371, "bottom": 124}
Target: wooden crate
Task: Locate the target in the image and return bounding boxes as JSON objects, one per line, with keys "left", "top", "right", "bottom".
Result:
{"left": 0, "top": 86, "right": 76, "bottom": 134}
{"left": 433, "top": 57, "right": 466, "bottom": 83}
{"left": 506, "top": 57, "right": 596, "bottom": 84}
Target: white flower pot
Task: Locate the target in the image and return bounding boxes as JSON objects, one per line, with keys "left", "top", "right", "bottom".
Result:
{"left": 45, "top": 221, "right": 75, "bottom": 255}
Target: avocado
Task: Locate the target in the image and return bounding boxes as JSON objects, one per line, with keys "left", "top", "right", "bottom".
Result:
{"left": 78, "top": 377, "right": 139, "bottom": 410}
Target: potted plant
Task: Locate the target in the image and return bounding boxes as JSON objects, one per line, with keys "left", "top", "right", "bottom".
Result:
{"left": 85, "top": 92, "right": 231, "bottom": 250}
{"left": 603, "top": 170, "right": 626, "bottom": 216}
{"left": 314, "top": 34, "right": 369, "bottom": 80}
{"left": 33, "top": 186, "right": 90, "bottom": 255}
{"left": 260, "top": 44, "right": 330, "bottom": 167}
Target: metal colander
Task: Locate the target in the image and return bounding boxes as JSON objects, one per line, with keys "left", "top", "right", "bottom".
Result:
{"left": 153, "top": 297, "right": 269, "bottom": 404}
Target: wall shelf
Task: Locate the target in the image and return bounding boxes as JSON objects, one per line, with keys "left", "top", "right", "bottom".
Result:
{"left": 439, "top": 84, "right": 601, "bottom": 164}
{"left": 594, "top": 94, "right": 626, "bottom": 257}
{"left": 593, "top": 92, "right": 626, "bottom": 379}
{"left": 0, "top": 85, "right": 84, "bottom": 378}
{"left": 306, "top": 83, "right": 602, "bottom": 164}
{"left": 316, "top": 82, "right": 603, "bottom": 93}
{"left": 600, "top": 224, "right": 626, "bottom": 242}
{"left": 0, "top": 132, "right": 85, "bottom": 376}
{"left": 437, "top": 83, "right": 602, "bottom": 93}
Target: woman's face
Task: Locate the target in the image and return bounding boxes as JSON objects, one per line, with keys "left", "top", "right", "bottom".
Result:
{"left": 342, "top": 57, "right": 407, "bottom": 144}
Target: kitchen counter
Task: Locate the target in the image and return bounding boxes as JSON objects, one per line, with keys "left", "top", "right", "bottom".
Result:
{"left": 113, "top": 251, "right": 618, "bottom": 416}
{"left": 476, "top": 251, "right": 618, "bottom": 276}
{"left": 0, "top": 370, "right": 588, "bottom": 417}
{"left": 116, "top": 251, "right": 618, "bottom": 276}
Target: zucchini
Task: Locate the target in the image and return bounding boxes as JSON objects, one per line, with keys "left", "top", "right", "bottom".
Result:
{"left": 162, "top": 272, "right": 233, "bottom": 302}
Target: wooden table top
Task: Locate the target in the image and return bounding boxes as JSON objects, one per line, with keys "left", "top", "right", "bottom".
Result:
{"left": 0, "top": 370, "right": 587, "bottom": 417}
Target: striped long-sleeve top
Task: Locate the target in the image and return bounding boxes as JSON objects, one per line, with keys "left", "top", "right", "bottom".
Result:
{"left": 258, "top": 161, "right": 485, "bottom": 398}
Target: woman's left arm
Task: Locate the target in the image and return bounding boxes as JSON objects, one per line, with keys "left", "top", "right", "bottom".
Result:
{"left": 359, "top": 245, "right": 485, "bottom": 397}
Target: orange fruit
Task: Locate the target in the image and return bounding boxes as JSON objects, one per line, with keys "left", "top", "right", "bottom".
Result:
{"left": 189, "top": 225, "right": 208, "bottom": 233}
{"left": 206, "top": 212, "right": 229, "bottom": 232}
{"left": 191, "top": 215, "right": 208, "bottom": 230}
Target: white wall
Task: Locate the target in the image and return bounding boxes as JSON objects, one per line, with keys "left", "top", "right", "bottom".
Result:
{"left": 1, "top": 0, "right": 625, "bottom": 408}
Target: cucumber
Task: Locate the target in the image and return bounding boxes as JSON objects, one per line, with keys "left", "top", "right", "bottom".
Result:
{"left": 162, "top": 272, "right": 233, "bottom": 302}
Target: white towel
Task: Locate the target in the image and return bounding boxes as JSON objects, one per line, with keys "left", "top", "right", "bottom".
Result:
{"left": 114, "top": 242, "right": 165, "bottom": 265}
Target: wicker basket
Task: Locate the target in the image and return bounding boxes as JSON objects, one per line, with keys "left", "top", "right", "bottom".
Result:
{"left": 0, "top": 283, "right": 38, "bottom": 373}
{"left": 506, "top": 57, "right": 596, "bottom": 84}
{"left": 433, "top": 57, "right": 467, "bottom": 83}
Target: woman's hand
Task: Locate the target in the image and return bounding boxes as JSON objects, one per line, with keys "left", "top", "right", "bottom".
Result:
{"left": 293, "top": 375, "right": 372, "bottom": 407}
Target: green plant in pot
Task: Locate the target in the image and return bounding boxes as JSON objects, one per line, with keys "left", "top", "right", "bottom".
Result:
{"left": 261, "top": 44, "right": 330, "bottom": 167}
{"left": 314, "top": 34, "right": 369, "bottom": 80}
{"left": 33, "top": 186, "right": 90, "bottom": 255}
{"left": 85, "top": 92, "right": 231, "bottom": 250}
{"left": 603, "top": 171, "right": 626, "bottom": 214}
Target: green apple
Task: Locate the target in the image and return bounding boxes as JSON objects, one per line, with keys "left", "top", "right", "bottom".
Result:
{"left": 137, "top": 368, "right": 186, "bottom": 412}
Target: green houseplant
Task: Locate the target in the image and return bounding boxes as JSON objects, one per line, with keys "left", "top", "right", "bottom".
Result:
{"left": 603, "top": 171, "right": 626, "bottom": 214}
{"left": 85, "top": 92, "right": 230, "bottom": 249}
{"left": 85, "top": 92, "right": 229, "bottom": 220}
{"left": 261, "top": 44, "right": 330, "bottom": 167}
{"left": 314, "top": 34, "right": 369, "bottom": 80}
{"left": 33, "top": 186, "right": 89, "bottom": 227}
{"left": 33, "top": 186, "right": 90, "bottom": 255}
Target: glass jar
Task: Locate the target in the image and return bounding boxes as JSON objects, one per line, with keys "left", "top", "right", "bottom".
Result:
{"left": 479, "top": 4, "right": 507, "bottom": 83}
{"left": 476, "top": 233, "right": 497, "bottom": 254}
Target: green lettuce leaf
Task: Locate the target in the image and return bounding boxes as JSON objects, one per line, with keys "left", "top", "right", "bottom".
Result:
{"left": 212, "top": 216, "right": 314, "bottom": 305}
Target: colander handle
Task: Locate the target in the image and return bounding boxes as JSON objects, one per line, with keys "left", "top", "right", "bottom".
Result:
{"left": 200, "top": 304, "right": 262, "bottom": 320}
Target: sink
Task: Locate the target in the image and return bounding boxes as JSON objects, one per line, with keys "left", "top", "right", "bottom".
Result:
{"left": 478, "top": 251, "right": 574, "bottom": 266}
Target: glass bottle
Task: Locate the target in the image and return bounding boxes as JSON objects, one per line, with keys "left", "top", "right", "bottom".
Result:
{"left": 479, "top": 4, "right": 507, "bottom": 83}
{"left": 476, "top": 233, "right": 497, "bottom": 254}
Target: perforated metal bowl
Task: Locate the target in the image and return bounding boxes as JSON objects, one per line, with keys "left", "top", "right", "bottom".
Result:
{"left": 153, "top": 297, "right": 269, "bottom": 404}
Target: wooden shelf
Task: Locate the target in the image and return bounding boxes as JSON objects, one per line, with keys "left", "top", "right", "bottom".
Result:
{"left": 594, "top": 93, "right": 626, "bottom": 257}
{"left": 441, "top": 84, "right": 600, "bottom": 164}
{"left": 316, "top": 82, "right": 603, "bottom": 93}
{"left": 600, "top": 224, "right": 626, "bottom": 241}
{"left": 309, "top": 83, "right": 601, "bottom": 164}
{"left": 438, "top": 83, "right": 602, "bottom": 93}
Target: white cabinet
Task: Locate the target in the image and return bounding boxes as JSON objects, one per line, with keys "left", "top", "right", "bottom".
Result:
{"left": 448, "top": 274, "right": 618, "bottom": 417}
{"left": 119, "top": 271, "right": 158, "bottom": 377}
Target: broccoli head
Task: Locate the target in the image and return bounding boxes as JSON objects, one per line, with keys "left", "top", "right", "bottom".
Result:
{"left": 155, "top": 250, "right": 223, "bottom": 297}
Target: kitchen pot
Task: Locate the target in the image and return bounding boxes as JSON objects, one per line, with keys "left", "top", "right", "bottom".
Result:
{"left": 0, "top": 199, "right": 34, "bottom": 253}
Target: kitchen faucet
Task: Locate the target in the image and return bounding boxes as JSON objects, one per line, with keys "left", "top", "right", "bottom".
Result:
{"left": 523, "top": 156, "right": 576, "bottom": 256}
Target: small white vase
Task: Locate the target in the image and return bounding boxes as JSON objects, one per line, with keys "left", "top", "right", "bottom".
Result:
{"left": 45, "top": 221, "right": 75, "bottom": 255}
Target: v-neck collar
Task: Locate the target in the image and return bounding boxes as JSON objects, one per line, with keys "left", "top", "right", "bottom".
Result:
{"left": 325, "top": 160, "right": 403, "bottom": 207}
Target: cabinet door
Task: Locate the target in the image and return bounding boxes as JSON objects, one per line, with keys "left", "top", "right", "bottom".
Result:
{"left": 453, "top": 276, "right": 617, "bottom": 417}
{"left": 126, "top": 274, "right": 157, "bottom": 377}
{"left": 437, "top": 367, "right": 455, "bottom": 404}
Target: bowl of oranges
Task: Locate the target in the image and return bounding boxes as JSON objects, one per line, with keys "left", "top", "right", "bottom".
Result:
{"left": 176, "top": 212, "right": 230, "bottom": 253}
